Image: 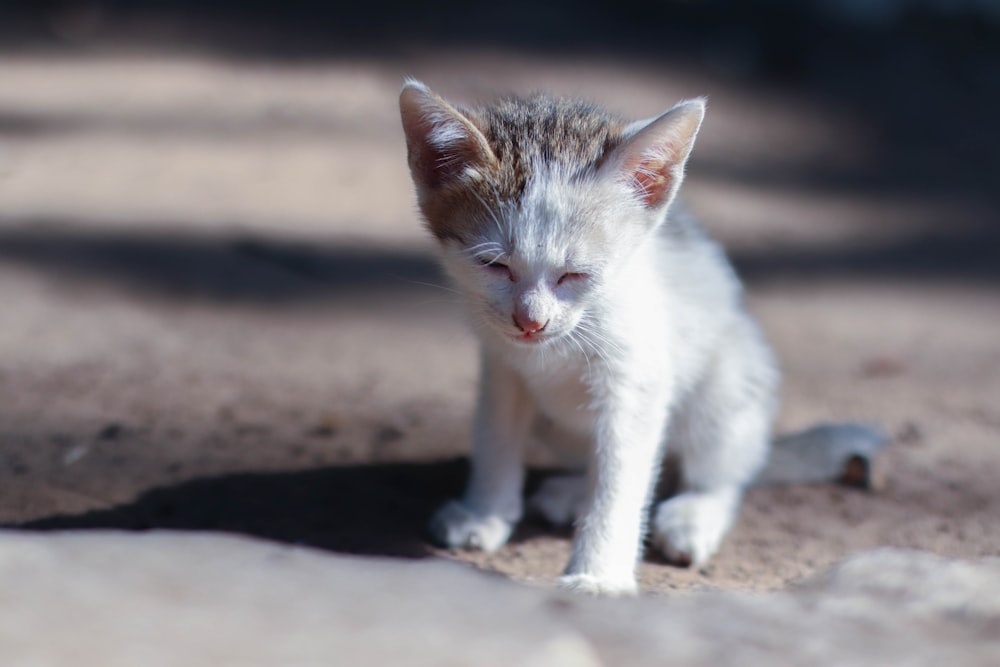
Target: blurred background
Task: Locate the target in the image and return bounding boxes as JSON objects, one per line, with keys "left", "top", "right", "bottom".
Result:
{"left": 0, "top": 0, "right": 997, "bottom": 591}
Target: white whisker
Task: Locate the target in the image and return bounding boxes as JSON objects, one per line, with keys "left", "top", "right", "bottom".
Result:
{"left": 566, "top": 330, "right": 593, "bottom": 378}
{"left": 391, "top": 276, "right": 463, "bottom": 295}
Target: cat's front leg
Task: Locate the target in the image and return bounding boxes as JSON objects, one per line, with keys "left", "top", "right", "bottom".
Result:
{"left": 429, "top": 352, "right": 533, "bottom": 552}
{"left": 560, "top": 389, "right": 670, "bottom": 595}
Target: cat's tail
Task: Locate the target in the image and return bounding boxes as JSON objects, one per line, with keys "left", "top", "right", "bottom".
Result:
{"left": 753, "top": 423, "right": 891, "bottom": 490}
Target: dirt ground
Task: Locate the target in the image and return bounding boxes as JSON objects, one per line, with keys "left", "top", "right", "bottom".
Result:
{"left": 0, "top": 22, "right": 997, "bottom": 593}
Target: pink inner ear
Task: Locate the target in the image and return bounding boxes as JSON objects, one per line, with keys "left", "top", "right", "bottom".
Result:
{"left": 632, "top": 156, "right": 673, "bottom": 208}
{"left": 614, "top": 100, "right": 704, "bottom": 209}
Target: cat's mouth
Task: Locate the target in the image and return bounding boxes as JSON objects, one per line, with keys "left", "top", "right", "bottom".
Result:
{"left": 509, "top": 330, "right": 559, "bottom": 345}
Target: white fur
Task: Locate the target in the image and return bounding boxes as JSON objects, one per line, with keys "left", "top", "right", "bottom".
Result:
{"left": 529, "top": 474, "right": 587, "bottom": 526}
{"left": 421, "top": 96, "right": 779, "bottom": 595}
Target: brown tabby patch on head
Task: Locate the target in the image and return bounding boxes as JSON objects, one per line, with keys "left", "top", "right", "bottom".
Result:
{"left": 472, "top": 95, "right": 628, "bottom": 199}
{"left": 422, "top": 95, "right": 629, "bottom": 244}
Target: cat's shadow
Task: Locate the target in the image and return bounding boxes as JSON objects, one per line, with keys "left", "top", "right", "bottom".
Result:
{"left": 12, "top": 459, "right": 569, "bottom": 559}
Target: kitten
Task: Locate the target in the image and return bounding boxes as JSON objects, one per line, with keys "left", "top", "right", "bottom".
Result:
{"left": 399, "top": 81, "right": 883, "bottom": 595}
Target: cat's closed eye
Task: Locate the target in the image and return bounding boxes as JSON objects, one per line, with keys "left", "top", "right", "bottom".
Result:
{"left": 478, "top": 257, "right": 513, "bottom": 280}
{"left": 557, "top": 272, "right": 589, "bottom": 285}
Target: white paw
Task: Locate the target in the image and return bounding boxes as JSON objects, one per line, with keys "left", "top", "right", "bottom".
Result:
{"left": 428, "top": 500, "right": 514, "bottom": 552}
{"left": 557, "top": 573, "right": 638, "bottom": 596}
{"left": 651, "top": 491, "right": 738, "bottom": 567}
{"left": 528, "top": 475, "right": 586, "bottom": 526}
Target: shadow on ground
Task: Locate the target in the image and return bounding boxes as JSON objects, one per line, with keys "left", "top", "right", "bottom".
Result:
{"left": 15, "top": 459, "right": 469, "bottom": 559}
{"left": 13, "top": 459, "right": 569, "bottom": 559}
{"left": 0, "top": 224, "right": 446, "bottom": 303}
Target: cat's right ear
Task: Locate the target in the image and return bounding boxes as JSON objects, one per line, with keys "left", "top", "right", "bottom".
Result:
{"left": 399, "top": 81, "right": 497, "bottom": 194}
{"left": 599, "top": 98, "right": 705, "bottom": 210}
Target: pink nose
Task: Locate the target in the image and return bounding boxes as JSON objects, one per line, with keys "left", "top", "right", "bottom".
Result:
{"left": 513, "top": 312, "right": 548, "bottom": 334}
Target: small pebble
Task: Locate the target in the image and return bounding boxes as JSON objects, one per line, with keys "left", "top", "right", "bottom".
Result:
{"left": 62, "top": 444, "right": 90, "bottom": 466}
{"left": 861, "top": 357, "right": 905, "bottom": 378}
{"left": 98, "top": 423, "right": 122, "bottom": 440}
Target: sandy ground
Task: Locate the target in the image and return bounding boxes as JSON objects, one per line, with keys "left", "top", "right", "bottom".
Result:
{"left": 0, "top": 39, "right": 997, "bottom": 593}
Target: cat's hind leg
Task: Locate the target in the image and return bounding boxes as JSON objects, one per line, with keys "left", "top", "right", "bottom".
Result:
{"left": 652, "top": 321, "right": 778, "bottom": 566}
{"left": 527, "top": 418, "right": 591, "bottom": 527}
{"left": 528, "top": 474, "right": 587, "bottom": 526}
{"left": 652, "top": 486, "right": 743, "bottom": 566}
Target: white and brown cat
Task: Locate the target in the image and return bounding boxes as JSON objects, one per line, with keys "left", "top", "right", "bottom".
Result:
{"left": 399, "top": 80, "right": 884, "bottom": 595}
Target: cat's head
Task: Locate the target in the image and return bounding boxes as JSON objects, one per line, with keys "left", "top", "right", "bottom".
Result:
{"left": 399, "top": 80, "right": 704, "bottom": 348}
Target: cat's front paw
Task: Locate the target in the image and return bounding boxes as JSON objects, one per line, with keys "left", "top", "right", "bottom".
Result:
{"left": 557, "top": 573, "right": 638, "bottom": 597}
{"left": 428, "top": 500, "right": 514, "bottom": 552}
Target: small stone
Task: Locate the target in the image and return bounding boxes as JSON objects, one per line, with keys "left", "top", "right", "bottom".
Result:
{"left": 235, "top": 423, "right": 269, "bottom": 436}
{"left": 308, "top": 424, "right": 338, "bottom": 438}
{"left": 62, "top": 444, "right": 89, "bottom": 466}
{"left": 372, "top": 425, "right": 405, "bottom": 446}
{"left": 861, "top": 357, "right": 905, "bottom": 378}
{"left": 897, "top": 421, "right": 923, "bottom": 445}
{"left": 308, "top": 414, "right": 345, "bottom": 438}
{"left": 98, "top": 423, "right": 122, "bottom": 440}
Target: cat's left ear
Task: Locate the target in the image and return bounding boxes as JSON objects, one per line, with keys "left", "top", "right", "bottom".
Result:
{"left": 600, "top": 98, "right": 705, "bottom": 209}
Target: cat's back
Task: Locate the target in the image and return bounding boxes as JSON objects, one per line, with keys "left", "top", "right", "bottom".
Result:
{"left": 649, "top": 204, "right": 752, "bottom": 383}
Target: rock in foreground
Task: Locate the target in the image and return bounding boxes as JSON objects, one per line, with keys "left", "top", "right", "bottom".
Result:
{"left": 0, "top": 531, "right": 996, "bottom": 666}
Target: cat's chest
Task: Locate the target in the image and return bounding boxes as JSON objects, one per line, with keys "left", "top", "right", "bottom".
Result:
{"left": 511, "top": 352, "right": 594, "bottom": 432}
